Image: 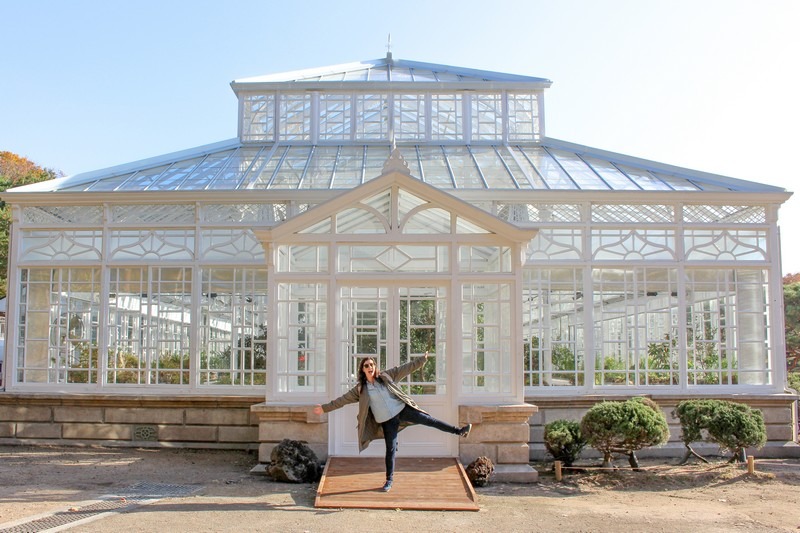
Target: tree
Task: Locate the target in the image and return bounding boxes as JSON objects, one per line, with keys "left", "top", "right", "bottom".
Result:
{"left": 673, "top": 399, "right": 766, "bottom": 463}
{"left": 783, "top": 275, "right": 800, "bottom": 373}
{"left": 0, "top": 152, "right": 61, "bottom": 298}
{"left": 580, "top": 397, "right": 670, "bottom": 469}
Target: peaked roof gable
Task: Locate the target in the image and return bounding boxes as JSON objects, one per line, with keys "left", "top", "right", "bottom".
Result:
{"left": 261, "top": 161, "right": 537, "bottom": 244}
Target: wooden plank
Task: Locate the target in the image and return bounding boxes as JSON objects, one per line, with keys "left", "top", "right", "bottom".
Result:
{"left": 315, "top": 457, "right": 479, "bottom": 511}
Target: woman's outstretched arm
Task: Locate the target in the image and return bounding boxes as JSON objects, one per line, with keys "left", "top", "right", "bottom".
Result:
{"left": 314, "top": 385, "right": 360, "bottom": 415}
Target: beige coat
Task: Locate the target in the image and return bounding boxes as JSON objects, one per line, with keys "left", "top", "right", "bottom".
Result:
{"left": 321, "top": 357, "right": 427, "bottom": 452}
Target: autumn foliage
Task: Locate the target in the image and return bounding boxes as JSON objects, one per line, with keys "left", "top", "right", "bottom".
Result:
{"left": 0, "top": 151, "right": 60, "bottom": 297}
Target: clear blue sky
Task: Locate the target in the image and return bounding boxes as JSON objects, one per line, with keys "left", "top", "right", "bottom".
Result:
{"left": 2, "top": 0, "right": 798, "bottom": 271}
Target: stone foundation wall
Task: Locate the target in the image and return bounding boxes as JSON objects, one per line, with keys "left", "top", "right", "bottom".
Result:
{"left": 248, "top": 403, "right": 540, "bottom": 482}
{"left": 526, "top": 394, "right": 800, "bottom": 460}
{"left": 0, "top": 393, "right": 261, "bottom": 450}
{"left": 250, "top": 403, "right": 327, "bottom": 462}
{"left": 2, "top": 393, "right": 797, "bottom": 464}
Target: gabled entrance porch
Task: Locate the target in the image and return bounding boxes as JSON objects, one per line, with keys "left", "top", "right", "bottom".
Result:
{"left": 252, "top": 154, "right": 539, "bottom": 481}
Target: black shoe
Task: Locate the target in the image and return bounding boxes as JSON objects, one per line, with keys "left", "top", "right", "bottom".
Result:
{"left": 459, "top": 423, "right": 472, "bottom": 438}
{"left": 382, "top": 479, "right": 393, "bottom": 492}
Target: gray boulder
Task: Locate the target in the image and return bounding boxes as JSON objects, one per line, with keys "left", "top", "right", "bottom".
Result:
{"left": 268, "top": 439, "right": 321, "bottom": 483}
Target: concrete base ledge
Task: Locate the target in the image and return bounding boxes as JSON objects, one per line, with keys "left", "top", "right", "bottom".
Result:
{"left": 492, "top": 464, "right": 539, "bottom": 483}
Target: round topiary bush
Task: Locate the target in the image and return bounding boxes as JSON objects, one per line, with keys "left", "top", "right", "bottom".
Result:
{"left": 580, "top": 397, "right": 669, "bottom": 469}
{"left": 544, "top": 419, "right": 586, "bottom": 467}
{"left": 673, "top": 399, "right": 767, "bottom": 463}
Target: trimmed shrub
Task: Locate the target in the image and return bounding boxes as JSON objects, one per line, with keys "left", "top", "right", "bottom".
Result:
{"left": 580, "top": 397, "right": 669, "bottom": 469}
{"left": 544, "top": 419, "right": 587, "bottom": 467}
{"left": 673, "top": 399, "right": 767, "bottom": 463}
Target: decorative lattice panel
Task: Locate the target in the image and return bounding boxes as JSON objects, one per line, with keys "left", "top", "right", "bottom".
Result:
{"left": 22, "top": 205, "right": 103, "bottom": 225}
{"left": 201, "top": 230, "right": 265, "bottom": 261}
{"left": 527, "top": 229, "right": 583, "bottom": 261}
{"left": 110, "top": 230, "right": 195, "bottom": 260}
{"left": 112, "top": 204, "right": 195, "bottom": 224}
{"left": 201, "top": 203, "right": 287, "bottom": 224}
{"left": 683, "top": 205, "right": 766, "bottom": 224}
{"left": 496, "top": 203, "right": 582, "bottom": 223}
{"left": 592, "top": 204, "right": 674, "bottom": 224}
{"left": 684, "top": 230, "right": 767, "bottom": 261}
{"left": 592, "top": 229, "right": 676, "bottom": 261}
{"left": 20, "top": 230, "right": 103, "bottom": 261}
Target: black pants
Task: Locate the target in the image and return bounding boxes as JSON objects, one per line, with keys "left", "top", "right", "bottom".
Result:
{"left": 380, "top": 405, "right": 461, "bottom": 481}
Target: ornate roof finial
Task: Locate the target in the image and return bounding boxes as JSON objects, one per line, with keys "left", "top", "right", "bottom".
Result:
{"left": 382, "top": 145, "right": 410, "bottom": 175}
{"left": 386, "top": 33, "right": 393, "bottom": 61}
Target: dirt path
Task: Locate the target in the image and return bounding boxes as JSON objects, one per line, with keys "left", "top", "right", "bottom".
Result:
{"left": 1, "top": 446, "right": 798, "bottom": 532}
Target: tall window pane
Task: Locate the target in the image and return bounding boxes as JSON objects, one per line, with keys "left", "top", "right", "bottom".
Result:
{"left": 593, "top": 268, "right": 679, "bottom": 386}
{"left": 16, "top": 268, "right": 101, "bottom": 384}
{"left": 523, "top": 268, "right": 584, "bottom": 387}
{"left": 108, "top": 267, "right": 192, "bottom": 385}
{"left": 199, "top": 268, "right": 268, "bottom": 386}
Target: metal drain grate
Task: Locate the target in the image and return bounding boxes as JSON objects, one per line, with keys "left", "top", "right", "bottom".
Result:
{"left": 0, "top": 483, "right": 200, "bottom": 533}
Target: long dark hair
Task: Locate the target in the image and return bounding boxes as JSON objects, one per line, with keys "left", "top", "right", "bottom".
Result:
{"left": 357, "top": 357, "right": 380, "bottom": 387}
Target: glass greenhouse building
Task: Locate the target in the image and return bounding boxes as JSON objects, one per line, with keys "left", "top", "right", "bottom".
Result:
{"left": 2, "top": 55, "right": 796, "bottom": 473}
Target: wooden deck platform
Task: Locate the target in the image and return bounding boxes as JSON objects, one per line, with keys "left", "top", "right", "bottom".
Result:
{"left": 315, "top": 456, "right": 479, "bottom": 511}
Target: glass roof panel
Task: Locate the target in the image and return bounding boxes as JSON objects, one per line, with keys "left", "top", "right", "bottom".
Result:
{"left": 206, "top": 147, "right": 263, "bottom": 189}
{"left": 330, "top": 146, "right": 365, "bottom": 188}
{"left": 245, "top": 146, "right": 284, "bottom": 188}
{"left": 119, "top": 164, "right": 172, "bottom": 191}
{"left": 614, "top": 164, "right": 673, "bottom": 191}
{"left": 317, "top": 72, "right": 345, "bottom": 81}
{"left": 302, "top": 146, "right": 338, "bottom": 189}
{"left": 508, "top": 147, "right": 547, "bottom": 189}
{"left": 546, "top": 149, "right": 610, "bottom": 190}
{"left": 147, "top": 156, "right": 206, "bottom": 191}
{"left": 651, "top": 172, "right": 706, "bottom": 191}
{"left": 389, "top": 68, "right": 414, "bottom": 82}
{"left": 518, "top": 146, "right": 577, "bottom": 189}
{"left": 495, "top": 147, "right": 533, "bottom": 190}
{"left": 42, "top": 139, "right": 776, "bottom": 193}
{"left": 432, "top": 71, "right": 462, "bottom": 82}
{"left": 445, "top": 146, "right": 484, "bottom": 188}
{"left": 177, "top": 150, "right": 237, "bottom": 190}
{"left": 409, "top": 69, "right": 438, "bottom": 82}
{"left": 417, "top": 146, "right": 454, "bottom": 188}
{"left": 342, "top": 70, "right": 369, "bottom": 81}
{"left": 269, "top": 146, "right": 313, "bottom": 189}
{"left": 85, "top": 173, "right": 134, "bottom": 191}
{"left": 469, "top": 146, "right": 519, "bottom": 189}
{"left": 362, "top": 146, "right": 391, "bottom": 184}
{"left": 582, "top": 156, "right": 640, "bottom": 190}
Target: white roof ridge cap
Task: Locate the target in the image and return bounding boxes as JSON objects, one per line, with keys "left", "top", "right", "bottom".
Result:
{"left": 233, "top": 58, "right": 552, "bottom": 85}
{"left": 234, "top": 59, "right": 387, "bottom": 83}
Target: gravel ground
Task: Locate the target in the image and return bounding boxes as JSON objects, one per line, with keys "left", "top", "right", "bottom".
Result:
{"left": 1, "top": 445, "right": 799, "bottom": 532}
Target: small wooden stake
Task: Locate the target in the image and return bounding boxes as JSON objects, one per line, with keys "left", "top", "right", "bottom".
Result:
{"left": 747, "top": 455, "right": 755, "bottom": 474}
{"left": 554, "top": 461, "right": 563, "bottom": 481}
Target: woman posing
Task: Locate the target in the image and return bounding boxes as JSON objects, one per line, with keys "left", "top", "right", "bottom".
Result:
{"left": 313, "top": 352, "right": 471, "bottom": 492}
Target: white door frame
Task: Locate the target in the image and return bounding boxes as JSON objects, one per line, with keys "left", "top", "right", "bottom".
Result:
{"left": 330, "top": 282, "right": 456, "bottom": 457}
